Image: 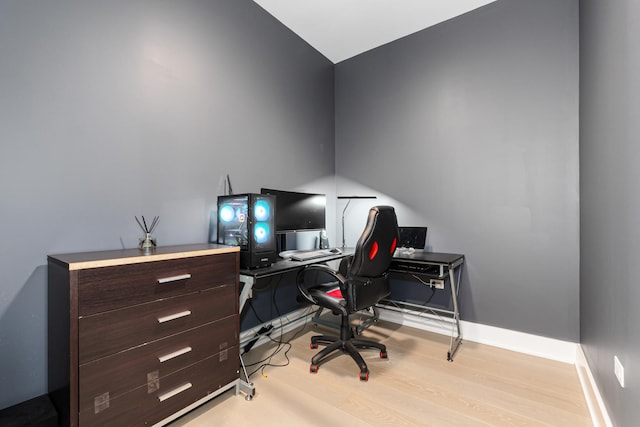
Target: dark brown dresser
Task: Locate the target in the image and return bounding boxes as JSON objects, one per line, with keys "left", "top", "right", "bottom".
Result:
{"left": 47, "top": 244, "right": 241, "bottom": 427}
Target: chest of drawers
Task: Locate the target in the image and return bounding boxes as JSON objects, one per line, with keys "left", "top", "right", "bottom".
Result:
{"left": 48, "top": 244, "right": 240, "bottom": 427}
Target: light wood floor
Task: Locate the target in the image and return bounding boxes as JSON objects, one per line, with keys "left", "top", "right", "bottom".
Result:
{"left": 169, "top": 319, "right": 592, "bottom": 426}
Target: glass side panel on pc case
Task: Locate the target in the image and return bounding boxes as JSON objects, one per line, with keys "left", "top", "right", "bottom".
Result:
{"left": 217, "top": 194, "right": 250, "bottom": 249}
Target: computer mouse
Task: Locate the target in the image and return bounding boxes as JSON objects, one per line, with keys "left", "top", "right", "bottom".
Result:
{"left": 329, "top": 248, "right": 342, "bottom": 254}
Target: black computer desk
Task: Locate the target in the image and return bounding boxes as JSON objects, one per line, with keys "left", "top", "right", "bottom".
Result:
{"left": 238, "top": 250, "right": 352, "bottom": 313}
{"left": 385, "top": 250, "right": 465, "bottom": 361}
{"left": 236, "top": 251, "right": 351, "bottom": 394}
{"left": 239, "top": 249, "right": 465, "bottom": 361}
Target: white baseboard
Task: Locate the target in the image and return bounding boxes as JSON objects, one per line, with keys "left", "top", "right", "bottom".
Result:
{"left": 246, "top": 306, "right": 579, "bottom": 363}
{"left": 461, "top": 319, "right": 578, "bottom": 364}
{"left": 377, "top": 306, "right": 577, "bottom": 363}
{"left": 575, "top": 344, "right": 613, "bottom": 427}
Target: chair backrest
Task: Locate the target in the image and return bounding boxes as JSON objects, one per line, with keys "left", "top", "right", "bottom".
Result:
{"left": 344, "top": 206, "right": 399, "bottom": 311}
{"left": 349, "top": 206, "right": 399, "bottom": 278}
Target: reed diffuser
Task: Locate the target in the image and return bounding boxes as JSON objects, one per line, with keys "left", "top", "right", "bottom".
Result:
{"left": 135, "top": 215, "right": 159, "bottom": 250}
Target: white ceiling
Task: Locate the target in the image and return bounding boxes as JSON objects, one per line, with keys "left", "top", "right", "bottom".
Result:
{"left": 253, "top": 0, "right": 498, "bottom": 63}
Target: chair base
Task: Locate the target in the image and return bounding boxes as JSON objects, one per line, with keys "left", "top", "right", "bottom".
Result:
{"left": 309, "top": 334, "right": 388, "bottom": 381}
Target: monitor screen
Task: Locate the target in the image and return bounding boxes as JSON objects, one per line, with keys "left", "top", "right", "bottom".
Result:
{"left": 261, "top": 188, "right": 326, "bottom": 233}
{"left": 398, "top": 226, "right": 428, "bottom": 249}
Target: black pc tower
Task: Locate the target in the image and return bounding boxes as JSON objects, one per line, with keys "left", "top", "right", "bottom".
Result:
{"left": 217, "top": 193, "right": 277, "bottom": 269}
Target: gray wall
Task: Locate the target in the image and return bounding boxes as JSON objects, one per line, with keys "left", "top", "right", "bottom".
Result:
{"left": 580, "top": 1, "right": 640, "bottom": 425}
{"left": 0, "top": 0, "right": 334, "bottom": 410}
{"left": 335, "top": 0, "right": 580, "bottom": 341}
{"left": 9, "top": 0, "right": 633, "bottom": 421}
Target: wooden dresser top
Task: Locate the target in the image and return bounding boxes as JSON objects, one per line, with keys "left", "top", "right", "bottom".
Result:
{"left": 48, "top": 243, "right": 239, "bottom": 270}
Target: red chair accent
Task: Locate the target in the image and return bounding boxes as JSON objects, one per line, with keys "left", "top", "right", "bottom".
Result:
{"left": 369, "top": 241, "right": 379, "bottom": 260}
{"left": 326, "top": 288, "right": 343, "bottom": 298}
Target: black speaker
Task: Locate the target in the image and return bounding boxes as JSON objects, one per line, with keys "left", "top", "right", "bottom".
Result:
{"left": 319, "top": 229, "right": 329, "bottom": 249}
{"left": 217, "top": 193, "right": 277, "bottom": 269}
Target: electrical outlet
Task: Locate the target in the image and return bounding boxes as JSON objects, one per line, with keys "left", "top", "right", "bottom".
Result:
{"left": 429, "top": 278, "right": 445, "bottom": 289}
{"left": 614, "top": 355, "right": 625, "bottom": 388}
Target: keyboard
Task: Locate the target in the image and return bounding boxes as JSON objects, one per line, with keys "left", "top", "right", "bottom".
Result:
{"left": 289, "top": 248, "right": 341, "bottom": 261}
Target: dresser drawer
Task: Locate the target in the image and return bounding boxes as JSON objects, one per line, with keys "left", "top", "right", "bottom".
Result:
{"left": 79, "top": 315, "right": 238, "bottom": 414}
{"left": 79, "top": 284, "right": 236, "bottom": 363}
{"left": 78, "top": 253, "right": 237, "bottom": 315}
{"left": 79, "top": 349, "right": 239, "bottom": 427}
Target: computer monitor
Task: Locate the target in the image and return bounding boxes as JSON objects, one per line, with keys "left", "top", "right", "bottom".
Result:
{"left": 260, "top": 188, "right": 326, "bottom": 234}
{"left": 398, "top": 226, "right": 428, "bottom": 249}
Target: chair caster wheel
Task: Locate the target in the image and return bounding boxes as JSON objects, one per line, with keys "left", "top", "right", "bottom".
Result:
{"left": 380, "top": 350, "right": 388, "bottom": 359}
{"left": 359, "top": 371, "right": 369, "bottom": 381}
{"left": 310, "top": 364, "right": 319, "bottom": 373}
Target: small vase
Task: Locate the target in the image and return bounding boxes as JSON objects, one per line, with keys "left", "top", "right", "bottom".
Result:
{"left": 139, "top": 233, "right": 157, "bottom": 251}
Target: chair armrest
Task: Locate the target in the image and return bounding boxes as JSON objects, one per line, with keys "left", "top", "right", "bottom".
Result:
{"left": 303, "top": 263, "right": 347, "bottom": 281}
{"left": 296, "top": 264, "right": 347, "bottom": 307}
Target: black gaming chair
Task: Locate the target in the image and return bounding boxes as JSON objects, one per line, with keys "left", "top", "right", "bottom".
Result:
{"left": 297, "top": 206, "right": 399, "bottom": 381}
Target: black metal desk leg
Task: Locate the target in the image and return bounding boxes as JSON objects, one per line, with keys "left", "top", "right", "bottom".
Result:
{"left": 237, "top": 274, "right": 256, "bottom": 399}
{"left": 447, "top": 263, "right": 463, "bottom": 361}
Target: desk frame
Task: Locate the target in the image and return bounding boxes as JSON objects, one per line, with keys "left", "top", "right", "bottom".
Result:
{"left": 382, "top": 251, "right": 464, "bottom": 361}
{"left": 239, "top": 252, "right": 349, "bottom": 311}
{"left": 239, "top": 250, "right": 465, "bottom": 363}
{"left": 237, "top": 252, "right": 349, "bottom": 387}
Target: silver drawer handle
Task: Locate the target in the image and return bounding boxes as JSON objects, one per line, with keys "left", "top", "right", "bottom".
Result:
{"left": 158, "top": 346, "right": 192, "bottom": 363}
{"left": 157, "top": 310, "right": 191, "bottom": 324}
{"left": 158, "top": 383, "right": 192, "bottom": 402}
{"left": 157, "top": 274, "right": 192, "bottom": 284}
